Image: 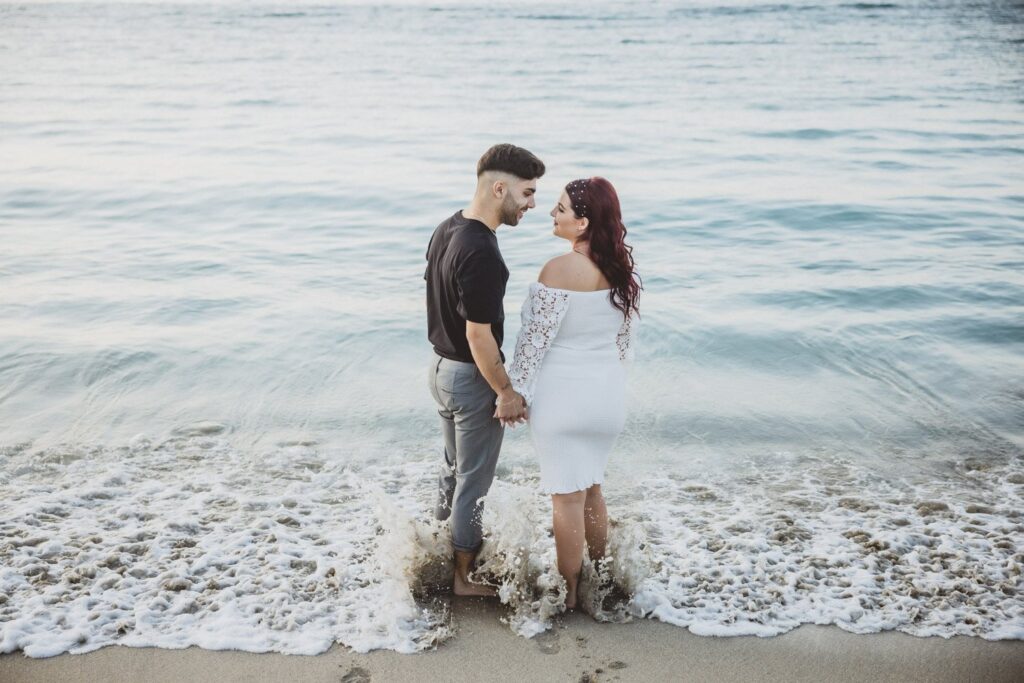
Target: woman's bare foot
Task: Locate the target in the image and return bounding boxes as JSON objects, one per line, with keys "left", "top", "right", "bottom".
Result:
{"left": 563, "top": 570, "right": 582, "bottom": 611}
{"left": 453, "top": 572, "right": 496, "bottom": 597}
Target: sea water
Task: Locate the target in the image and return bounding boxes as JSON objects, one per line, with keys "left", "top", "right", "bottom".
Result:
{"left": 1, "top": 0, "right": 1023, "bottom": 656}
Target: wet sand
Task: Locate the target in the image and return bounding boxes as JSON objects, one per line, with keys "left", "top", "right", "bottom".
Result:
{"left": 2, "top": 600, "right": 1023, "bottom": 682}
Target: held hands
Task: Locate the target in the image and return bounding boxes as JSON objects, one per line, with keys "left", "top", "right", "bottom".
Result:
{"left": 494, "top": 390, "right": 528, "bottom": 429}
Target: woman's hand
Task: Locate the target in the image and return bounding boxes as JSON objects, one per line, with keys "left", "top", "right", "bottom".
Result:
{"left": 494, "top": 390, "right": 528, "bottom": 428}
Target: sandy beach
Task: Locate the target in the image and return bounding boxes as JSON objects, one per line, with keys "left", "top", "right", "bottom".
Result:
{"left": 3, "top": 600, "right": 1023, "bottom": 683}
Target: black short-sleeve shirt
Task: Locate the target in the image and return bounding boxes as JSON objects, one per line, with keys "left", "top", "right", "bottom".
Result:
{"left": 425, "top": 211, "right": 509, "bottom": 362}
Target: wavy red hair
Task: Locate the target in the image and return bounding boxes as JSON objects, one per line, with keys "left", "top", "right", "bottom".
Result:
{"left": 568, "top": 177, "right": 640, "bottom": 317}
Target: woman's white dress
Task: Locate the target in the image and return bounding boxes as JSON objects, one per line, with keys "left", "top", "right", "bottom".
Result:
{"left": 508, "top": 282, "right": 635, "bottom": 494}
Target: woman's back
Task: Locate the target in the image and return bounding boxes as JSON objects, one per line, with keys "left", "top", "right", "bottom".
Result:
{"left": 546, "top": 288, "right": 623, "bottom": 356}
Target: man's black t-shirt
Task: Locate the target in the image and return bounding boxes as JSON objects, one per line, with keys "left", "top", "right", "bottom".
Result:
{"left": 425, "top": 211, "right": 509, "bottom": 363}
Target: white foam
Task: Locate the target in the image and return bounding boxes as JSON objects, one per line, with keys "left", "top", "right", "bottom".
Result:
{"left": 627, "top": 458, "right": 1024, "bottom": 640}
{"left": 1, "top": 438, "right": 1021, "bottom": 658}
{"left": 0, "top": 439, "right": 449, "bottom": 657}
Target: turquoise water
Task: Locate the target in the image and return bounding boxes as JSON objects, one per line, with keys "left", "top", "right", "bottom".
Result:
{"left": 1, "top": 0, "right": 1023, "bottom": 654}
{"left": 2, "top": 1, "right": 1023, "bottom": 461}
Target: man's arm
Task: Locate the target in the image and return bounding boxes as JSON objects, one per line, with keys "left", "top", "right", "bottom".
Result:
{"left": 465, "top": 321, "right": 526, "bottom": 424}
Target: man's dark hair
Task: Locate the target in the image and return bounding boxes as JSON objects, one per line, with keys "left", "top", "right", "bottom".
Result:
{"left": 476, "top": 144, "right": 546, "bottom": 180}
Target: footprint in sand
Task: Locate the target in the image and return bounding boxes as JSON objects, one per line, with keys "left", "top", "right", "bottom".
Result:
{"left": 581, "top": 661, "right": 628, "bottom": 682}
{"left": 340, "top": 666, "right": 371, "bottom": 683}
{"left": 535, "top": 630, "right": 560, "bottom": 654}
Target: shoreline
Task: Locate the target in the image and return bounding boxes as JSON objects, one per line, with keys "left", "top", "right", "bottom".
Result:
{"left": 3, "top": 600, "right": 1023, "bottom": 683}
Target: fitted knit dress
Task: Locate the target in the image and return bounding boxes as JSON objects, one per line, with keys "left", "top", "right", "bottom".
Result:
{"left": 508, "top": 282, "right": 635, "bottom": 495}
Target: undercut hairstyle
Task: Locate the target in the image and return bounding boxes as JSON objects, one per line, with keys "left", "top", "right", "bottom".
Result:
{"left": 476, "top": 144, "right": 546, "bottom": 180}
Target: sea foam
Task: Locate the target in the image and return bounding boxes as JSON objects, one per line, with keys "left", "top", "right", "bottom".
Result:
{"left": 1, "top": 436, "right": 1022, "bottom": 658}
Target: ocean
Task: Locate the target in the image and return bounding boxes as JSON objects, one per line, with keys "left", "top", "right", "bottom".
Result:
{"left": 1, "top": 0, "right": 1022, "bottom": 656}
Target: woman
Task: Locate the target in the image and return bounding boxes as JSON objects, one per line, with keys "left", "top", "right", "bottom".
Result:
{"left": 507, "top": 177, "right": 640, "bottom": 610}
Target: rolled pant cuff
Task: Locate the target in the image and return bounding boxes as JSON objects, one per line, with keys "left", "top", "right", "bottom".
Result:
{"left": 452, "top": 541, "right": 482, "bottom": 554}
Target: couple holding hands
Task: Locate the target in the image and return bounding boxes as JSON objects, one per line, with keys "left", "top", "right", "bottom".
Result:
{"left": 425, "top": 144, "right": 640, "bottom": 610}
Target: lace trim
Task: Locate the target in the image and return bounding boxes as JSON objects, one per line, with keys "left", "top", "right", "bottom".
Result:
{"left": 616, "top": 312, "right": 635, "bottom": 362}
{"left": 508, "top": 283, "right": 571, "bottom": 405}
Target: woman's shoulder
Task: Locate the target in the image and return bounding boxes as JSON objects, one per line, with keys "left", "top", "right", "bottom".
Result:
{"left": 538, "top": 251, "right": 603, "bottom": 291}
{"left": 538, "top": 253, "right": 576, "bottom": 286}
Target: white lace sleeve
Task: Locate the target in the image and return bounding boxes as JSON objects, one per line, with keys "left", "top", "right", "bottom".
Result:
{"left": 617, "top": 312, "right": 636, "bottom": 363}
{"left": 507, "top": 283, "right": 571, "bottom": 406}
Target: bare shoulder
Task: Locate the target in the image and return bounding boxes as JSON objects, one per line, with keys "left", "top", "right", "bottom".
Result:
{"left": 538, "top": 252, "right": 604, "bottom": 291}
{"left": 538, "top": 253, "right": 575, "bottom": 288}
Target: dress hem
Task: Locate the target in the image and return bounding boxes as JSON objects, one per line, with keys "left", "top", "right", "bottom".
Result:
{"left": 540, "top": 477, "right": 605, "bottom": 495}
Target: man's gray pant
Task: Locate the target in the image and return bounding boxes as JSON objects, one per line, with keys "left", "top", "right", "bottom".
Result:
{"left": 427, "top": 353, "right": 504, "bottom": 553}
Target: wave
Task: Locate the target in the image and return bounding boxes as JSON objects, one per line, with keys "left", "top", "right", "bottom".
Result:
{"left": 1, "top": 435, "right": 1021, "bottom": 657}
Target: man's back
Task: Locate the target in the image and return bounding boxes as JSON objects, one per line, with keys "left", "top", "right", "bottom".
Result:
{"left": 425, "top": 210, "right": 508, "bottom": 362}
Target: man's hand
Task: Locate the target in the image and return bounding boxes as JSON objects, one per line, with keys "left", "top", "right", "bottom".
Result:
{"left": 466, "top": 320, "right": 527, "bottom": 428}
{"left": 494, "top": 390, "right": 527, "bottom": 428}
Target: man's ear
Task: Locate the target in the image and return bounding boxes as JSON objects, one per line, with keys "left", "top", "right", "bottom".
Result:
{"left": 492, "top": 180, "right": 506, "bottom": 198}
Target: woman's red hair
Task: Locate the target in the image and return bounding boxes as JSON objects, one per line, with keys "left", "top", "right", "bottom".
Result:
{"left": 569, "top": 177, "right": 640, "bottom": 317}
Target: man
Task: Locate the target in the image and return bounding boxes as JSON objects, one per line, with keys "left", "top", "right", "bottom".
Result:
{"left": 425, "top": 143, "right": 545, "bottom": 596}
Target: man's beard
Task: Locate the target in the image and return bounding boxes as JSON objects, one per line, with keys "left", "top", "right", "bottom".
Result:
{"left": 499, "top": 195, "right": 523, "bottom": 226}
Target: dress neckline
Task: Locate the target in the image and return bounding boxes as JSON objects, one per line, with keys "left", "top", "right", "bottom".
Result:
{"left": 532, "top": 282, "right": 611, "bottom": 295}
